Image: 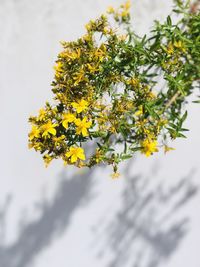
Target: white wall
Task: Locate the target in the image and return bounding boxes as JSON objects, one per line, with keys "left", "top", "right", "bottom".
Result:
{"left": 0, "top": 0, "right": 200, "bottom": 267}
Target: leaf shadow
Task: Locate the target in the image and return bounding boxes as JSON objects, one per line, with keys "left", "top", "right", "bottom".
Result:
{"left": 0, "top": 159, "right": 198, "bottom": 267}
{"left": 94, "top": 162, "right": 198, "bottom": 267}
{"left": 0, "top": 167, "right": 96, "bottom": 267}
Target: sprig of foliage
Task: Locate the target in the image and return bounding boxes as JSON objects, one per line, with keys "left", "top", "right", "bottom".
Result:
{"left": 28, "top": 0, "right": 200, "bottom": 176}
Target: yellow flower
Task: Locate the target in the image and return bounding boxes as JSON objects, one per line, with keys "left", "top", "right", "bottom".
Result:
{"left": 109, "top": 125, "right": 117, "bottom": 133}
{"left": 174, "top": 40, "right": 182, "bottom": 48}
{"left": 95, "top": 148, "right": 104, "bottom": 163}
{"left": 82, "top": 34, "right": 92, "bottom": 42}
{"left": 73, "top": 68, "right": 87, "bottom": 86}
{"left": 125, "top": 0, "right": 131, "bottom": 9}
{"left": 37, "top": 108, "right": 46, "bottom": 121}
{"left": 141, "top": 139, "right": 158, "bottom": 157}
{"left": 118, "top": 34, "right": 128, "bottom": 41}
{"left": 121, "top": 10, "right": 129, "bottom": 17}
{"left": 43, "top": 154, "right": 53, "bottom": 167}
{"left": 29, "top": 125, "right": 40, "bottom": 140}
{"left": 53, "top": 135, "right": 65, "bottom": 146}
{"left": 94, "top": 46, "right": 107, "bottom": 62}
{"left": 121, "top": 0, "right": 131, "bottom": 10}
{"left": 41, "top": 121, "right": 57, "bottom": 138}
{"left": 111, "top": 172, "right": 121, "bottom": 179}
{"left": 87, "top": 63, "right": 99, "bottom": 73}
{"left": 28, "top": 142, "right": 42, "bottom": 151}
{"left": 60, "top": 48, "right": 81, "bottom": 60}
{"left": 119, "top": 0, "right": 131, "bottom": 18}
{"left": 107, "top": 6, "right": 115, "bottom": 14}
{"left": 62, "top": 113, "right": 76, "bottom": 129}
{"left": 72, "top": 99, "right": 89, "bottom": 113}
{"left": 164, "top": 145, "right": 175, "bottom": 154}
{"left": 166, "top": 43, "right": 174, "bottom": 55}
{"left": 103, "top": 27, "right": 110, "bottom": 35}
{"left": 75, "top": 117, "right": 92, "bottom": 137}
{"left": 135, "top": 105, "right": 143, "bottom": 116}
{"left": 174, "top": 40, "right": 186, "bottom": 53}
{"left": 147, "top": 91, "right": 157, "bottom": 99}
{"left": 65, "top": 147, "right": 86, "bottom": 163}
{"left": 127, "top": 77, "right": 140, "bottom": 87}
{"left": 68, "top": 48, "right": 81, "bottom": 60}
{"left": 54, "top": 61, "right": 64, "bottom": 78}
{"left": 85, "top": 20, "right": 94, "bottom": 32}
{"left": 54, "top": 61, "right": 64, "bottom": 72}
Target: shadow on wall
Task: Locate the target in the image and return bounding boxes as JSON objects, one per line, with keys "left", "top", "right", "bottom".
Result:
{"left": 94, "top": 162, "right": 198, "bottom": 267}
{"left": 0, "top": 168, "right": 96, "bottom": 267}
{"left": 0, "top": 160, "right": 198, "bottom": 267}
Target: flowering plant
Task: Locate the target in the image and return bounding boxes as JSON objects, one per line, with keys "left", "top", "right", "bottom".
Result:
{"left": 28, "top": 0, "right": 200, "bottom": 175}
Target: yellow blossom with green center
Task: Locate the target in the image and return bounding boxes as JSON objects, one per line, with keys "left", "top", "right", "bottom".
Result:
{"left": 62, "top": 113, "right": 76, "bottom": 129}
{"left": 65, "top": 147, "right": 86, "bottom": 163}
{"left": 75, "top": 117, "right": 92, "bottom": 137}
{"left": 41, "top": 121, "right": 57, "bottom": 138}
{"left": 141, "top": 139, "right": 158, "bottom": 157}
{"left": 29, "top": 125, "right": 40, "bottom": 140}
{"left": 71, "top": 99, "right": 89, "bottom": 113}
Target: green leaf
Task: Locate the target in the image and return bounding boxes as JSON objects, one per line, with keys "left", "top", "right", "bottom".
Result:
{"left": 167, "top": 16, "right": 172, "bottom": 26}
{"left": 120, "top": 154, "right": 132, "bottom": 160}
{"left": 177, "top": 132, "right": 187, "bottom": 138}
{"left": 97, "top": 142, "right": 102, "bottom": 149}
{"left": 145, "top": 103, "right": 160, "bottom": 119}
{"left": 108, "top": 148, "right": 115, "bottom": 152}
{"left": 130, "top": 147, "right": 142, "bottom": 152}
{"left": 192, "top": 100, "right": 200, "bottom": 103}
{"left": 181, "top": 111, "right": 188, "bottom": 123}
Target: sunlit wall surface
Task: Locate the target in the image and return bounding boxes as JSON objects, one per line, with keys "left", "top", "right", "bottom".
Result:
{"left": 0, "top": 0, "right": 200, "bottom": 266}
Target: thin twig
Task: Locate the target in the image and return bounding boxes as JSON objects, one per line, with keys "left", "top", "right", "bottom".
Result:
{"left": 165, "top": 91, "right": 181, "bottom": 109}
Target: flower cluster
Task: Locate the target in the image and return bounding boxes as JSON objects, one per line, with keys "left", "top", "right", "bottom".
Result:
{"left": 28, "top": 0, "right": 200, "bottom": 174}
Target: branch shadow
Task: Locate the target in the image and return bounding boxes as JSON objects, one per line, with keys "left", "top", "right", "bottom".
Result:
{"left": 0, "top": 159, "right": 198, "bottom": 267}
{"left": 94, "top": 161, "right": 198, "bottom": 267}
{"left": 0, "top": 167, "right": 96, "bottom": 267}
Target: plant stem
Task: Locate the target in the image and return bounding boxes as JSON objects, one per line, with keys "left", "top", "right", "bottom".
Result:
{"left": 165, "top": 91, "right": 181, "bottom": 109}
